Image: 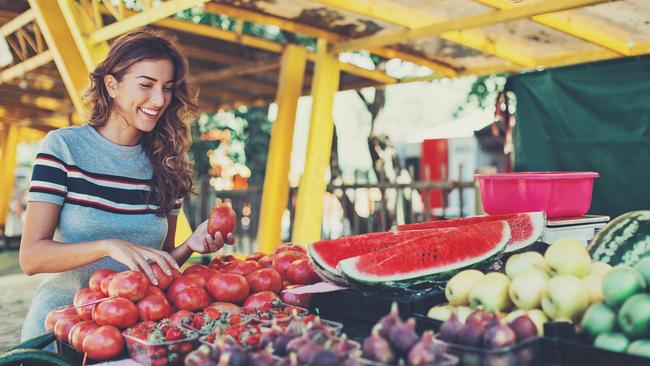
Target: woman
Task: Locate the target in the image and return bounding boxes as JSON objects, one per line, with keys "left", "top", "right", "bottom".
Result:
{"left": 19, "top": 28, "right": 232, "bottom": 341}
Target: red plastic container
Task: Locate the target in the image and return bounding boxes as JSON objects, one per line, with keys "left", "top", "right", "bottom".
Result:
{"left": 475, "top": 172, "right": 599, "bottom": 218}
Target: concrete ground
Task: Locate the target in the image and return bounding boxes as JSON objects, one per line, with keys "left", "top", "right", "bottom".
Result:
{"left": 0, "top": 250, "right": 43, "bottom": 349}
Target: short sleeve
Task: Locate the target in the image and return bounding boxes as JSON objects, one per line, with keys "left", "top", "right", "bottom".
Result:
{"left": 27, "top": 132, "right": 69, "bottom": 206}
{"left": 168, "top": 197, "right": 183, "bottom": 216}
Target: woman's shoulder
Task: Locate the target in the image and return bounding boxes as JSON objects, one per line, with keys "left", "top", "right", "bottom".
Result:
{"left": 41, "top": 125, "right": 91, "bottom": 153}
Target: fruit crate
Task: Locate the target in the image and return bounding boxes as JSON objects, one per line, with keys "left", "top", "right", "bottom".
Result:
{"left": 310, "top": 288, "right": 447, "bottom": 326}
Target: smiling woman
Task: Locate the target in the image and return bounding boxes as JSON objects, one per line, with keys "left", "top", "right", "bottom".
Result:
{"left": 18, "top": 28, "right": 236, "bottom": 346}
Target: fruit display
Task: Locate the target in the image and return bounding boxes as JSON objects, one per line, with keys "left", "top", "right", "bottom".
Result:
{"left": 123, "top": 319, "right": 200, "bottom": 366}
{"left": 397, "top": 212, "right": 545, "bottom": 253}
{"left": 181, "top": 308, "right": 245, "bottom": 335}
{"left": 361, "top": 304, "right": 456, "bottom": 365}
{"left": 436, "top": 308, "right": 539, "bottom": 365}
{"left": 428, "top": 238, "right": 607, "bottom": 331}
{"left": 580, "top": 262, "right": 650, "bottom": 358}
{"left": 339, "top": 220, "right": 512, "bottom": 291}
{"left": 240, "top": 301, "right": 308, "bottom": 323}
{"left": 588, "top": 210, "right": 650, "bottom": 266}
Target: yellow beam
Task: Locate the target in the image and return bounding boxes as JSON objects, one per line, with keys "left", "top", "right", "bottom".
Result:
{"left": 88, "top": 0, "right": 210, "bottom": 44}
{"left": 331, "top": 0, "right": 613, "bottom": 53}
{"left": 28, "top": 0, "right": 92, "bottom": 114}
{"left": 0, "top": 9, "right": 34, "bottom": 37}
{"left": 0, "top": 124, "right": 20, "bottom": 227}
{"left": 0, "top": 50, "right": 53, "bottom": 83}
{"left": 257, "top": 45, "right": 307, "bottom": 252}
{"left": 19, "top": 126, "right": 47, "bottom": 143}
{"left": 474, "top": 0, "right": 629, "bottom": 56}
{"left": 292, "top": 39, "right": 340, "bottom": 244}
{"left": 204, "top": 1, "right": 457, "bottom": 77}
{"left": 57, "top": 0, "right": 110, "bottom": 71}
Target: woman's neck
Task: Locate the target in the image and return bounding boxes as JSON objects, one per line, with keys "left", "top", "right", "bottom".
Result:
{"left": 96, "top": 113, "right": 142, "bottom": 146}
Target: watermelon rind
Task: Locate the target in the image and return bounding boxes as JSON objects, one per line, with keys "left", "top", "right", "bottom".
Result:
{"left": 588, "top": 210, "right": 650, "bottom": 266}
{"left": 503, "top": 211, "right": 546, "bottom": 253}
{"left": 339, "top": 222, "right": 511, "bottom": 291}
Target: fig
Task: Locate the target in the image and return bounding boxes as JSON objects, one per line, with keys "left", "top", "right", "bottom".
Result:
{"left": 466, "top": 308, "right": 494, "bottom": 326}
{"left": 509, "top": 315, "right": 539, "bottom": 342}
{"left": 483, "top": 318, "right": 516, "bottom": 349}
{"left": 343, "top": 358, "right": 364, "bottom": 366}
{"left": 274, "top": 334, "right": 298, "bottom": 356}
{"left": 377, "top": 302, "right": 403, "bottom": 338}
{"left": 228, "top": 347, "right": 250, "bottom": 366}
{"left": 286, "top": 336, "right": 309, "bottom": 354}
{"left": 458, "top": 317, "right": 488, "bottom": 347}
{"left": 277, "top": 353, "right": 299, "bottom": 366}
{"left": 438, "top": 312, "right": 464, "bottom": 342}
{"left": 408, "top": 331, "right": 438, "bottom": 366}
{"left": 297, "top": 340, "right": 324, "bottom": 364}
{"left": 363, "top": 326, "right": 395, "bottom": 364}
{"left": 184, "top": 345, "right": 212, "bottom": 365}
{"left": 249, "top": 349, "right": 275, "bottom": 366}
{"left": 388, "top": 318, "right": 419, "bottom": 355}
{"left": 311, "top": 349, "right": 338, "bottom": 366}
{"left": 332, "top": 334, "right": 355, "bottom": 361}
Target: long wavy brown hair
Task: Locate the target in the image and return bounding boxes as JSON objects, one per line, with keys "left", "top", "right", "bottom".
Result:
{"left": 83, "top": 28, "right": 198, "bottom": 216}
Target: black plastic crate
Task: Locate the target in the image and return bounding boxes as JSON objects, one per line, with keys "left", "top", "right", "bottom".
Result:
{"left": 310, "top": 288, "right": 447, "bottom": 325}
{"left": 56, "top": 339, "right": 130, "bottom": 365}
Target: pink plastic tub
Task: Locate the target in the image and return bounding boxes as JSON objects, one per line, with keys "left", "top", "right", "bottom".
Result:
{"left": 475, "top": 172, "right": 599, "bottom": 218}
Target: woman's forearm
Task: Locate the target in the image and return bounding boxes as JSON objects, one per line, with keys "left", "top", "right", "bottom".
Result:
{"left": 19, "top": 239, "right": 109, "bottom": 275}
{"left": 169, "top": 241, "right": 194, "bottom": 266}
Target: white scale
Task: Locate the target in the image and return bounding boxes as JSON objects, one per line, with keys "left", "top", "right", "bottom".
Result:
{"left": 541, "top": 215, "right": 610, "bottom": 246}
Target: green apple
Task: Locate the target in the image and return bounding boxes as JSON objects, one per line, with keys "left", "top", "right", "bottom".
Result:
{"left": 590, "top": 261, "right": 613, "bottom": 277}
{"left": 544, "top": 238, "right": 592, "bottom": 278}
{"left": 634, "top": 256, "right": 650, "bottom": 286}
{"left": 468, "top": 272, "right": 512, "bottom": 312}
{"left": 427, "top": 304, "right": 453, "bottom": 322}
{"left": 594, "top": 332, "right": 630, "bottom": 353}
{"left": 456, "top": 305, "right": 473, "bottom": 324}
{"left": 581, "top": 303, "right": 617, "bottom": 339}
{"left": 618, "top": 293, "right": 650, "bottom": 338}
{"left": 582, "top": 275, "right": 605, "bottom": 303}
{"left": 509, "top": 267, "right": 549, "bottom": 309}
{"left": 505, "top": 251, "right": 549, "bottom": 279}
{"left": 603, "top": 265, "right": 647, "bottom": 308}
{"left": 445, "top": 269, "right": 484, "bottom": 306}
{"left": 541, "top": 274, "right": 590, "bottom": 322}
{"left": 627, "top": 339, "right": 650, "bottom": 358}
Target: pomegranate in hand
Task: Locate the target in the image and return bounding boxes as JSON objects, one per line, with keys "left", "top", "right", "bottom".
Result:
{"left": 207, "top": 202, "right": 236, "bottom": 238}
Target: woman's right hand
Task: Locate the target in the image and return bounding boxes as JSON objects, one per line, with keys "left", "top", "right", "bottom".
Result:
{"left": 103, "top": 239, "right": 180, "bottom": 285}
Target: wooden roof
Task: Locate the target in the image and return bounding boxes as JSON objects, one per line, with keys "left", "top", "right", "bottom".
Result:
{"left": 1, "top": 0, "right": 649, "bottom": 129}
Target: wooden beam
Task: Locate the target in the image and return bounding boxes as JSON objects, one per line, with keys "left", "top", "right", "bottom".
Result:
{"left": 331, "top": 0, "right": 614, "bottom": 53}
{"left": 0, "top": 9, "right": 34, "bottom": 37}
{"left": 292, "top": 39, "right": 340, "bottom": 243}
{"left": 193, "top": 61, "right": 281, "bottom": 83}
{"left": 257, "top": 45, "right": 307, "bottom": 252}
{"left": 28, "top": 0, "right": 91, "bottom": 114}
{"left": 57, "top": 0, "right": 110, "bottom": 70}
{"left": 87, "top": 0, "right": 210, "bottom": 44}
{"left": 204, "top": 1, "right": 457, "bottom": 77}
{"left": 0, "top": 50, "right": 53, "bottom": 83}
{"left": 474, "top": 0, "right": 629, "bottom": 56}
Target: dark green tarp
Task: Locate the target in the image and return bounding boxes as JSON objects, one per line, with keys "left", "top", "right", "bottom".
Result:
{"left": 510, "top": 56, "right": 650, "bottom": 217}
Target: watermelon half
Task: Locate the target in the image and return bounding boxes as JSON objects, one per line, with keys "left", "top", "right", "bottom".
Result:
{"left": 339, "top": 220, "right": 511, "bottom": 291}
{"left": 308, "top": 230, "right": 440, "bottom": 284}
{"left": 397, "top": 211, "right": 545, "bottom": 253}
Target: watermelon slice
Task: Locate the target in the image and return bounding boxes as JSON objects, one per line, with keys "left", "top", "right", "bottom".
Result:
{"left": 308, "top": 230, "right": 440, "bottom": 284}
{"left": 396, "top": 212, "right": 545, "bottom": 253}
{"left": 339, "top": 220, "right": 511, "bottom": 291}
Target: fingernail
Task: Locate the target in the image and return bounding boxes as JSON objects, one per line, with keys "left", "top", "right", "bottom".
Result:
{"left": 152, "top": 279, "right": 158, "bottom": 285}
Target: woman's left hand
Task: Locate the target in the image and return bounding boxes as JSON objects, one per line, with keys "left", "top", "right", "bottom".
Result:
{"left": 186, "top": 220, "right": 235, "bottom": 254}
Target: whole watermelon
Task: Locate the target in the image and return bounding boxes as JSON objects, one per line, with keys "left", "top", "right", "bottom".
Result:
{"left": 588, "top": 211, "right": 650, "bottom": 266}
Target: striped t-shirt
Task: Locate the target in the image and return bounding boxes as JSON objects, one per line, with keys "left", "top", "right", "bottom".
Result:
{"left": 22, "top": 124, "right": 182, "bottom": 340}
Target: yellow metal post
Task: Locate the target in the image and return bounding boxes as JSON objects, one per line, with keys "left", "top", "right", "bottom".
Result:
{"left": 291, "top": 40, "right": 340, "bottom": 244}
{"left": 0, "top": 124, "right": 20, "bottom": 228}
{"left": 257, "top": 45, "right": 308, "bottom": 253}
{"left": 57, "top": 0, "right": 110, "bottom": 70}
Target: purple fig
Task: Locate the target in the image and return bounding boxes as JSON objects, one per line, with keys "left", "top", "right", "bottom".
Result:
{"left": 343, "top": 358, "right": 364, "bottom": 366}
{"left": 332, "top": 334, "right": 355, "bottom": 361}
{"left": 377, "top": 302, "right": 403, "bottom": 338}
{"left": 407, "top": 331, "right": 438, "bottom": 366}
{"left": 438, "top": 312, "right": 464, "bottom": 342}
{"left": 509, "top": 315, "right": 539, "bottom": 342}
{"left": 311, "top": 349, "right": 338, "bottom": 366}
{"left": 297, "top": 340, "right": 324, "bottom": 364}
{"left": 389, "top": 318, "right": 419, "bottom": 355}
{"left": 363, "top": 326, "right": 395, "bottom": 364}
{"left": 277, "top": 353, "right": 299, "bottom": 366}
{"left": 458, "top": 317, "right": 487, "bottom": 347}
{"left": 286, "top": 336, "right": 309, "bottom": 354}
{"left": 466, "top": 308, "right": 495, "bottom": 326}
{"left": 483, "top": 318, "right": 516, "bottom": 349}
{"left": 274, "top": 334, "right": 298, "bottom": 356}
{"left": 249, "top": 349, "right": 275, "bottom": 366}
